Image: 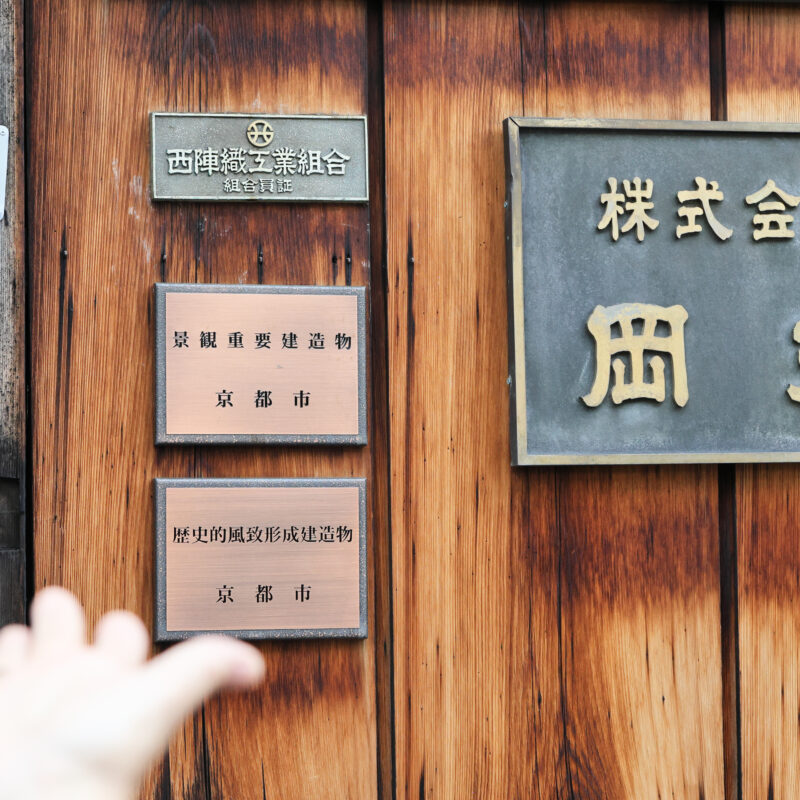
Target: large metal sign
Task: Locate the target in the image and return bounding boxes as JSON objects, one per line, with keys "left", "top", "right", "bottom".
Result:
{"left": 154, "top": 478, "right": 367, "bottom": 641}
{"left": 506, "top": 118, "right": 800, "bottom": 465}
{"left": 150, "top": 113, "right": 368, "bottom": 202}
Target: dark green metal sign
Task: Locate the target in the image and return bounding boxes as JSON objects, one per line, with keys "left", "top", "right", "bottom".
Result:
{"left": 506, "top": 118, "right": 800, "bottom": 465}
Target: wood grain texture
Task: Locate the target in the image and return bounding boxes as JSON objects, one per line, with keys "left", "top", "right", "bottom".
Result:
{"left": 28, "top": 2, "right": 378, "bottom": 798}
{"left": 384, "top": 4, "right": 555, "bottom": 796}
{"left": 0, "top": 0, "right": 25, "bottom": 626}
{"left": 367, "top": 2, "right": 395, "bottom": 796}
{"left": 542, "top": 6, "right": 725, "bottom": 798}
{"left": 386, "top": 2, "right": 726, "bottom": 797}
{"left": 0, "top": 0, "right": 24, "bottom": 481}
{"left": 725, "top": 8, "right": 800, "bottom": 798}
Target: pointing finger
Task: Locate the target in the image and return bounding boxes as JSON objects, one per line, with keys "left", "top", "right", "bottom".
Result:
{"left": 111, "top": 636, "right": 264, "bottom": 767}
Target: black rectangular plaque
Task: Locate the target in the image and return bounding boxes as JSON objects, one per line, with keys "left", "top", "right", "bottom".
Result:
{"left": 506, "top": 118, "right": 800, "bottom": 465}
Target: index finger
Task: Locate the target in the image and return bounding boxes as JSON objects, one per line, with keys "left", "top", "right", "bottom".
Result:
{"left": 113, "top": 636, "right": 264, "bottom": 765}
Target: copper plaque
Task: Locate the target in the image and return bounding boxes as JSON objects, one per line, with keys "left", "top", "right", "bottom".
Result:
{"left": 154, "top": 478, "right": 367, "bottom": 641}
{"left": 155, "top": 284, "right": 367, "bottom": 445}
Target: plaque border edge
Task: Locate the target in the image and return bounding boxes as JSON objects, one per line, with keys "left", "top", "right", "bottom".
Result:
{"left": 148, "top": 112, "right": 369, "bottom": 203}
{"left": 153, "top": 283, "right": 368, "bottom": 447}
{"left": 504, "top": 115, "right": 800, "bottom": 466}
{"left": 153, "top": 476, "right": 368, "bottom": 642}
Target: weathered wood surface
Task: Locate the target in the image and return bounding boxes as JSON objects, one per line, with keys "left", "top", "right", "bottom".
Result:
{"left": 25, "top": 1, "right": 800, "bottom": 797}
{"left": 385, "top": 2, "right": 725, "bottom": 798}
{"left": 367, "top": 3, "right": 395, "bottom": 796}
{"left": 0, "top": 550, "right": 24, "bottom": 625}
{"left": 0, "top": 0, "right": 25, "bottom": 627}
{"left": 384, "top": 6, "right": 548, "bottom": 795}
{"left": 543, "top": 7, "right": 726, "bottom": 799}
{"left": 0, "top": 0, "right": 24, "bottom": 482}
{"left": 28, "top": 2, "right": 379, "bottom": 798}
{"left": 725, "top": 7, "right": 800, "bottom": 799}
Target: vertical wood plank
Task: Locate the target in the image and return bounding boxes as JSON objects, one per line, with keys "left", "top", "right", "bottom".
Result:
{"left": 386, "top": 1, "right": 726, "bottom": 797}
{"left": 385, "top": 3, "right": 565, "bottom": 797}
{"left": 0, "top": 0, "right": 24, "bottom": 481}
{"left": 0, "top": 0, "right": 25, "bottom": 625}
{"left": 367, "top": 2, "right": 396, "bottom": 797}
{"left": 185, "top": 6, "right": 378, "bottom": 796}
{"left": 28, "top": 2, "right": 378, "bottom": 798}
{"left": 725, "top": 8, "right": 800, "bottom": 798}
{"left": 540, "top": 5, "right": 725, "bottom": 798}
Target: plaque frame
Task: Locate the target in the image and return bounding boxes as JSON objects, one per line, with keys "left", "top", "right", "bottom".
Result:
{"left": 150, "top": 112, "right": 369, "bottom": 203}
{"left": 154, "top": 477, "right": 368, "bottom": 642}
{"left": 154, "top": 283, "right": 368, "bottom": 446}
{"left": 505, "top": 116, "right": 800, "bottom": 466}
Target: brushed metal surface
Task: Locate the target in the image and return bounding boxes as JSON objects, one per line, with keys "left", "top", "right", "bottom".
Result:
{"left": 506, "top": 117, "right": 800, "bottom": 464}
{"left": 154, "top": 478, "right": 368, "bottom": 641}
{"left": 155, "top": 284, "right": 367, "bottom": 446}
{"left": 151, "top": 113, "right": 368, "bottom": 202}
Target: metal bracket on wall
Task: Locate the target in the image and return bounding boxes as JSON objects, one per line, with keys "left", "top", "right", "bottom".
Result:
{"left": 0, "top": 477, "right": 20, "bottom": 551}
{"left": 0, "top": 126, "right": 8, "bottom": 221}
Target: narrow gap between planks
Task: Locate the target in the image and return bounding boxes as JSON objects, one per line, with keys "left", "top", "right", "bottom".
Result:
{"left": 709, "top": 6, "right": 742, "bottom": 800}
{"left": 366, "top": 2, "right": 397, "bottom": 798}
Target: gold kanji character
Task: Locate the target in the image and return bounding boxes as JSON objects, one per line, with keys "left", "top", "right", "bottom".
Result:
{"left": 676, "top": 177, "right": 732, "bottom": 240}
{"left": 597, "top": 178, "right": 625, "bottom": 241}
{"left": 581, "top": 302, "right": 689, "bottom": 407}
{"left": 745, "top": 180, "right": 800, "bottom": 241}
{"left": 597, "top": 177, "right": 659, "bottom": 242}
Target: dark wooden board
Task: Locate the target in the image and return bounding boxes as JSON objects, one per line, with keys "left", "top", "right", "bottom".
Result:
{"left": 367, "top": 4, "right": 395, "bottom": 796}
{"left": 0, "top": 550, "right": 24, "bottom": 626}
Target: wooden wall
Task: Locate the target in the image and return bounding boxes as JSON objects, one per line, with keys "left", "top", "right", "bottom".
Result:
{"left": 28, "top": 3, "right": 379, "bottom": 799}
{"left": 17, "top": 1, "right": 800, "bottom": 798}
{"left": 725, "top": 10, "right": 800, "bottom": 800}
{"left": 384, "top": 3, "right": 728, "bottom": 798}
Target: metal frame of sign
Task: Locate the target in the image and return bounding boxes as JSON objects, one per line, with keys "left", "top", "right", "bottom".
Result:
{"left": 154, "top": 477, "right": 368, "bottom": 642}
{"left": 150, "top": 112, "right": 369, "bottom": 202}
{"left": 505, "top": 116, "right": 800, "bottom": 466}
{"left": 154, "top": 283, "right": 368, "bottom": 446}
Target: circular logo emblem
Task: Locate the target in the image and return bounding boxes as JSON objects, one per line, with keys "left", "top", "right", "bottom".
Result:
{"left": 246, "top": 119, "right": 274, "bottom": 147}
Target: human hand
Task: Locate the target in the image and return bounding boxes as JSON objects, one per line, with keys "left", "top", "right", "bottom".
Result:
{"left": 0, "top": 587, "right": 264, "bottom": 800}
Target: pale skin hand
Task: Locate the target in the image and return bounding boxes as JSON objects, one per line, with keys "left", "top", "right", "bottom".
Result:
{"left": 0, "top": 587, "right": 265, "bottom": 800}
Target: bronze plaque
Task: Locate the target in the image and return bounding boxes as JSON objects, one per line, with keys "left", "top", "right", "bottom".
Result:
{"left": 155, "top": 284, "right": 367, "bottom": 445}
{"left": 150, "top": 113, "right": 368, "bottom": 203}
{"left": 154, "top": 478, "right": 367, "bottom": 641}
